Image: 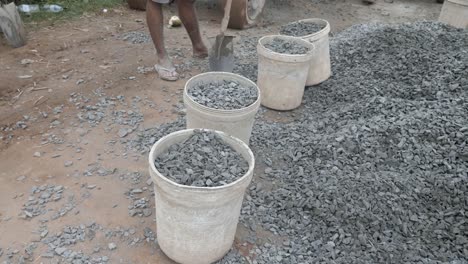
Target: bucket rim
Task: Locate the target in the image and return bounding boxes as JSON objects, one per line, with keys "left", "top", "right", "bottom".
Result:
{"left": 446, "top": 0, "right": 468, "bottom": 5}
{"left": 148, "top": 129, "right": 255, "bottom": 191}
{"left": 184, "top": 72, "right": 261, "bottom": 114}
{"left": 257, "top": 35, "right": 316, "bottom": 62}
{"left": 279, "top": 18, "right": 331, "bottom": 40}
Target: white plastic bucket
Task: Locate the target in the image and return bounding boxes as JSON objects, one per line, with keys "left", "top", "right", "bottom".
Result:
{"left": 257, "top": 35, "right": 315, "bottom": 110}
{"left": 184, "top": 72, "right": 261, "bottom": 144}
{"left": 148, "top": 129, "right": 255, "bottom": 264}
{"left": 439, "top": 0, "right": 468, "bottom": 29}
{"left": 280, "top": 18, "right": 331, "bottom": 86}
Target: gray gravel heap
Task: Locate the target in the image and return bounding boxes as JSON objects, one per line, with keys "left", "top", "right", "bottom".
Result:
{"left": 188, "top": 80, "right": 258, "bottom": 110}
{"left": 134, "top": 22, "right": 468, "bottom": 263}
{"left": 280, "top": 21, "right": 326, "bottom": 37}
{"left": 263, "top": 37, "right": 311, "bottom": 55}
{"left": 245, "top": 22, "right": 468, "bottom": 263}
{"left": 154, "top": 130, "right": 249, "bottom": 187}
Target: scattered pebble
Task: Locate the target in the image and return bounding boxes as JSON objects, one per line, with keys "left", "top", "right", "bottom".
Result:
{"left": 108, "top": 243, "right": 117, "bottom": 251}
{"left": 16, "top": 175, "right": 26, "bottom": 181}
{"left": 118, "top": 31, "right": 150, "bottom": 44}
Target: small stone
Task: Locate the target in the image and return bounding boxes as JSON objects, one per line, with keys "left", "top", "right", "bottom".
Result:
{"left": 33, "top": 152, "right": 41, "bottom": 157}
{"left": 64, "top": 161, "right": 73, "bottom": 167}
{"left": 131, "top": 189, "right": 143, "bottom": 194}
{"left": 146, "top": 178, "right": 153, "bottom": 186}
{"left": 41, "top": 252, "right": 54, "bottom": 258}
{"left": 335, "top": 136, "right": 345, "bottom": 142}
{"left": 143, "top": 208, "right": 152, "bottom": 217}
{"left": 55, "top": 247, "right": 67, "bottom": 255}
{"left": 40, "top": 230, "right": 48, "bottom": 238}
{"left": 16, "top": 175, "right": 26, "bottom": 181}
{"left": 21, "top": 59, "right": 34, "bottom": 65}
{"left": 118, "top": 128, "right": 129, "bottom": 138}
{"left": 108, "top": 243, "right": 117, "bottom": 250}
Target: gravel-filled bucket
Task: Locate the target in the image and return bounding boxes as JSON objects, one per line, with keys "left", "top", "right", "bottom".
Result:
{"left": 439, "top": 0, "right": 468, "bottom": 28}
{"left": 280, "top": 18, "right": 331, "bottom": 86}
{"left": 184, "top": 72, "right": 261, "bottom": 144}
{"left": 257, "top": 35, "right": 315, "bottom": 110}
{"left": 148, "top": 129, "right": 255, "bottom": 264}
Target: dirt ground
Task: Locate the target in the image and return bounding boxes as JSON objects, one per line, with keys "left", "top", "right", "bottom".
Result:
{"left": 0, "top": 0, "right": 442, "bottom": 263}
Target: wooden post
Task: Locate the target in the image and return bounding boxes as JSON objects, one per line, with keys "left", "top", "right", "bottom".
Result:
{"left": 0, "top": 2, "right": 27, "bottom": 48}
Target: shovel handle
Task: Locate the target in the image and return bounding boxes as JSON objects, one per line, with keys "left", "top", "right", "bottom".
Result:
{"left": 220, "top": 0, "right": 232, "bottom": 34}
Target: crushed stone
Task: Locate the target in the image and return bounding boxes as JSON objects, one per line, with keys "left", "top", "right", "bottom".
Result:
{"left": 21, "top": 185, "right": 64, "bottom": 219}
{"left": 107, "top": 243, "right": 117, "bottom": 251}
{"left": 280, "top": 21, "right": 326, "bottom": 37}
{"left": 188, "top": 80, "right": 258, "bottom": 110}
{"left": 154, "top": 130, "right": 249, "bottom": 187}
{"left": 133, "top": 22, "right": 468, "bottom": 263}
{"left": 118, "top": 31, "right": 150, "bottom": 44}
{"left": 263, "top": 37, "right": 310, "bottom": 55}
{"left": 40, "top": 223, "right": 110, "bottom": 263}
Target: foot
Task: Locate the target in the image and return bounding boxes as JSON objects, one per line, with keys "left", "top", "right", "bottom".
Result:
{"left": 155, "top": 58, "right": 178, "bottom": 81}
{"left": 193, "top": 44, "right": 208, "bottom": 59}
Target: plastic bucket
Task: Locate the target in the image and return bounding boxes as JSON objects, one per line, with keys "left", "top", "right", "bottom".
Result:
{"left": 280, "top": 18, "right": 331, "bottom": 86}
{"left": 148, "top": 129, "right": 255, "bottom": 264}
{"left": 257, "top": 35, "right": 315, "bottom": 110}
{"left": 184, "top": 72, "right": 261, "bottom": 144}
{"left": 439, "top": 0, "right": 468, "bottom": 29}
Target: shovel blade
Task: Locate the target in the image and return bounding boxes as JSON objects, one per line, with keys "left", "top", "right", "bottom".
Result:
{"left": 209, "top": 35, "right": 235, "bottom": 72}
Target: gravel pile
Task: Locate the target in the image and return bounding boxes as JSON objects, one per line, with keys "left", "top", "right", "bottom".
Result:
{"left": 154, "top": 130, "right": 249, "bottom": 187}
{"left": 133, "top": 22, "right": 468, "bottom": 263}
{"left": 280, "top": 21, "right": 326, "bottom": 37}
{"left": 233, "top": 35, "right": 260, "bottom": 83}
{"left": 263, "top": 37, "right": 311, "bottom": 55}
{"left": 244, "top": 22, "right": 468, "bottom": 263}
{"left": 188, "top": 80, "right": 258, "bottom": 110}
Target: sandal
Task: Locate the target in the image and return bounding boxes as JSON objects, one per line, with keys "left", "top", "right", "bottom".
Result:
{"left": 155, "top": 64, "right": 179, "bottom": 81}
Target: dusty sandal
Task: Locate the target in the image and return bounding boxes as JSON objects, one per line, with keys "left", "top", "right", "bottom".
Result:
{"left": 155, "top": 64, "right": 179, "bottom": 81}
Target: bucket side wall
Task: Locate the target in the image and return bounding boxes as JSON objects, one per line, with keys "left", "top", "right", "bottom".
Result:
{"left": 439, "top": 0, "right": 468, "bottom": 28}
{"left": 257, "top": 56, "right": 310, "bottom": 110}
{"left": 303, "top": 34, "right": 331, "bottom": 86}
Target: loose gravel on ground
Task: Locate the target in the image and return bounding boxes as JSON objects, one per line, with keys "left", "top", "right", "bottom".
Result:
{"left": 188, "top": 80, "right": 258, "bottom": 110}
{"left": 280, "top": 21, "right": 326, "bottom": 37}
{"left": 263, "top": 37, "right": 311, "bottom": 55}
{"left": 154, "top": 130, "right": 249, "bottom": 187}
{"left": 134, "top": 22, "right": 468, "bottom": 263}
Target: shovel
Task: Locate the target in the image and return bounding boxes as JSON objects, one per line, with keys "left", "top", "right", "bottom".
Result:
{"left": 209, "top": 0, "right": 234, "bottom": 72}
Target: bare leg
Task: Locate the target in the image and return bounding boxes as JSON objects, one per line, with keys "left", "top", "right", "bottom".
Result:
{"left": 176, "top": 0, "right": 208, "bottom": 58}
{"left": 146, "top": 0, "right": 178, "bottom": 80}
{"left": 146, "top": 1, "right": 177, "bottom": 71}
